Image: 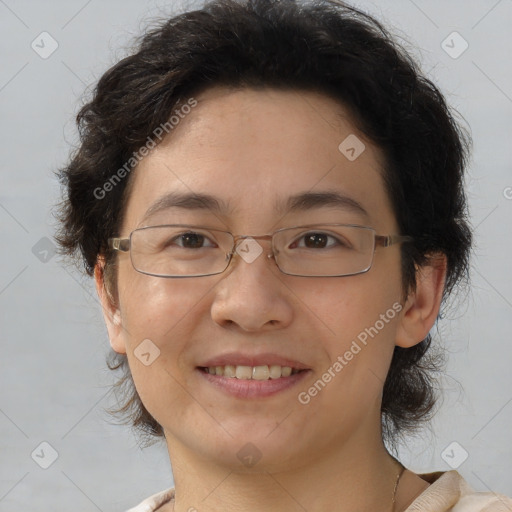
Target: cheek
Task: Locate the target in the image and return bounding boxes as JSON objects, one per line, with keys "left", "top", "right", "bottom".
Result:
{"left": 117, "top": 264, "right": 213, "bottom": 354}
{"left": 297, "top": 279, "right": 402, "bottom": 413}
{"left": 116, "top": 272, "right": 213, "bottom": 420}
{"left": 296, "top": 269, "right": 402, "bottom": 339}
{"left": 291, "top": 267, "right": 403, "bottom": 401}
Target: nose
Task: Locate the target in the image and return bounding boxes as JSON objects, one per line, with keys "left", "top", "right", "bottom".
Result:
{"left": 210, "top": 240, "right": 294, "bottom": 332}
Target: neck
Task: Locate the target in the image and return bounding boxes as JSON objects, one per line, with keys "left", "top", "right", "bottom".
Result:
{"left": 165, "top": 425, "right": 403, "bottom": 512}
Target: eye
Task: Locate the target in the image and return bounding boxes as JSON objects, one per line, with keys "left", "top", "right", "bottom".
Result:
{"left": 169, "top": 231, "right": 217, "bottom": 249}
{"left": 290, "top": 231, "right": 347, "bottom": 250}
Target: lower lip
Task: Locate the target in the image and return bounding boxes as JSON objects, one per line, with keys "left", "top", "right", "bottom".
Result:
{"left": 196, "top": 368, "right": 311, "bottom": 398}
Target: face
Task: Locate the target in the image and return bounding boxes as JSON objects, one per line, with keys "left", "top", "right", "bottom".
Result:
{"left": 107, "top": 87, "right": 406, "bottom": 472}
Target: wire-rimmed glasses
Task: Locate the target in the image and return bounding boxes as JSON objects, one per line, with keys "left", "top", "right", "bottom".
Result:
{"left": 108, "top": 223, "right": 413, "bottom": 278}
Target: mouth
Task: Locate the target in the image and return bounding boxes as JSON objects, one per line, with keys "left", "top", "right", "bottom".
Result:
{"left": 195, "top": 355, "right": 311, "bottom": 398}
{"left": 198, "top": 364, "right": 304, "bottom": 380}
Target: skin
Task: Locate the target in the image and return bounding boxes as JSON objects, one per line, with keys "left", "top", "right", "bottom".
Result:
{"left": 95, "top": 87, "right": 445, "bottom": 512}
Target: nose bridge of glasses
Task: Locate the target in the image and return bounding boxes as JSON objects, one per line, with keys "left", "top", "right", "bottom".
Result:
{"left": 231, "top": 233, "right": 274, "bottom": 253}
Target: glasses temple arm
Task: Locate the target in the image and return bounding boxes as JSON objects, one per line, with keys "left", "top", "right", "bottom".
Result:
{"left": 108, "top": 237, "right": 130, "bottom": 252}
{"left": 375, "top": 234, "right": 414, "bottom": 248}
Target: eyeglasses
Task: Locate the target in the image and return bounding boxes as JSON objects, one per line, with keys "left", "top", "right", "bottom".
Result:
{"left": 108, "top": 224, "right": 413, "bottom": 278}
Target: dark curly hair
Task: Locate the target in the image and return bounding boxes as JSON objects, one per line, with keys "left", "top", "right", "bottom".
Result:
{"left": 55, "top": 0, "right": 472, "bottom": 450}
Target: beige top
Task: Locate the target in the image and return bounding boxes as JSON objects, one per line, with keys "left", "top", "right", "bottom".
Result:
{"left": 126, "top": 470, "right": 512, "bottom": 511}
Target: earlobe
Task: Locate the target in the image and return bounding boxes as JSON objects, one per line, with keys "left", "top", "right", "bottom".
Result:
{"left": 395, "top": 254, "right": 447, "bottom": 349}
{"left": 94, "top": 260, "right": 127, "bottom": 355}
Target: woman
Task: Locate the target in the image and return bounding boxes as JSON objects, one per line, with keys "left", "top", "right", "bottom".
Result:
{"left": 55, "top": 0, "right": 512, "bottom": 510}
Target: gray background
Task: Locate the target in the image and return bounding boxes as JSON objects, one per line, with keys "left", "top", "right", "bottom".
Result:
{"left": 1, "top": 0, "right": 511, "bottom": 510}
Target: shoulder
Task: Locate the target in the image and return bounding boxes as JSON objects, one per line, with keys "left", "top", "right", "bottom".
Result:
{"left": 125, "top": 488, "right": 174, "bottom": 512}
{"left": 406, "top": 470, "right": 512, "bottom": 512}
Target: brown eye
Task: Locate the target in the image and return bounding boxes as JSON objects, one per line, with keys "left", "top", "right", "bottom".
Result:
{"left": 290, "top": 231, "right": 344, "bottom": 250}
{"left": 304, "top": 233, "right": 329, "bottom": 248}
{"left": 164, "top": 231, "right": 217, "bottom": 250}
{"left": 180, "top": 233, "right": 206, "bottom": 248}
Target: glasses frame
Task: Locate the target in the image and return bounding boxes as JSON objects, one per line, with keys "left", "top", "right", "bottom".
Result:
{"left": 108, "top": 223, "right": 413, "bottom": 278}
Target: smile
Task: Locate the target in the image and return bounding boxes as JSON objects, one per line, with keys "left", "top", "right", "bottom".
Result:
{"left": 200, "top": 364, "right": 303, "bottom": 380}
{"left": 196, "top": 365, "right": 310, "bottom": 399}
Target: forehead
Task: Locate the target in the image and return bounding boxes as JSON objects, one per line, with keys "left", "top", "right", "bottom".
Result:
{"left": 121, "top": 86, "right": 396, "bottom": 232}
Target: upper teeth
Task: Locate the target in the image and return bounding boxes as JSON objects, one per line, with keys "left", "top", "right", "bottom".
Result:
{"left": 204, "top": 365, "right": 300, "bottom": 380}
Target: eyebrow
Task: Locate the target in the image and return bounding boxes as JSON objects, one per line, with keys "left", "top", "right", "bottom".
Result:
{"left": 141, "top": 192, "right": 233, "bottom": 223}
{"left": 141, "top": 190, "right": 368, "bottom": 223}
{"left": 279, "top": 191, "right": 369, "bottom": 218}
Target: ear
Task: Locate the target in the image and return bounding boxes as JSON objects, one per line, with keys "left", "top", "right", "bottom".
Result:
{"left": 94, "top": 258, "right": 127, "bottom": 354}
{"left": 395, "top": 253, "right": 447, "bottom": 348}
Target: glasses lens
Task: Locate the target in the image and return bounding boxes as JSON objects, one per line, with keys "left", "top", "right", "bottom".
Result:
{"left": 274, "top": 225, "right": 376, "bottom": 276}
{"left": 130, "top": 225, "right": 232, "bottom": 277}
